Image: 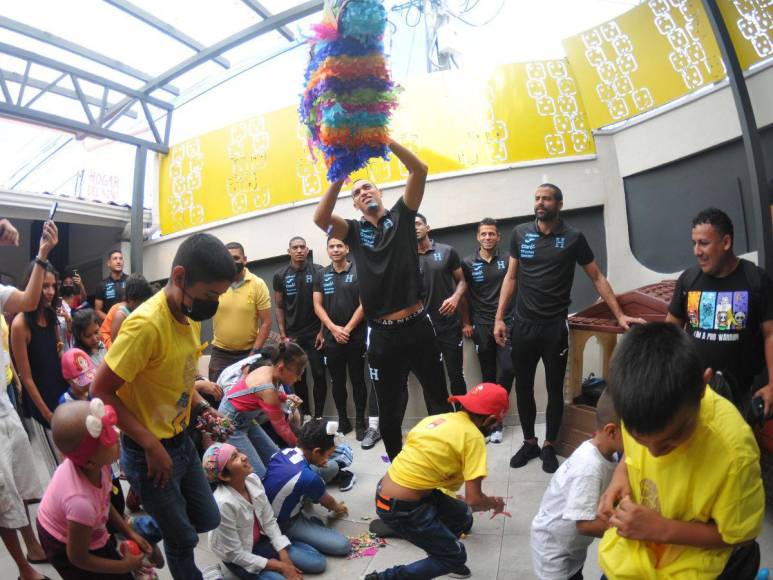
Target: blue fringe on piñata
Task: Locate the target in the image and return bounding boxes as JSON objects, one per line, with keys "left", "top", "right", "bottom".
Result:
{"left": 299, "top": 0, "right": 398, "bottom": 182}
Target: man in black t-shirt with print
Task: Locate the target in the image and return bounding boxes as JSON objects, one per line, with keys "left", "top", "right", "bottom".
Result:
{"left": 313, "top": 237, "right": 369, "bottom": 440}
{"left": 94, "top": 249, "right": 128, "bottom": 322}
{"left": 667, "top": 207, "right": 773, "bottom": 418}
{"left": 461, "top": 217, "right": 515, "bottom": 444}
{"left": 272, "top": 236, "right": 326, "bottom": 418}
{"left": 313, "top": 140, "right": 451, "bottom": 460}
{"left": 494, "top": 184, "right": 643, "bottom": 473}
{"left": 411, "top": 213, "right": 467, "bottom": 396}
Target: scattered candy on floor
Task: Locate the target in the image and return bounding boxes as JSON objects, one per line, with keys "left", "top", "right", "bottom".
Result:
{"left": 347, "top": 532, "right": 387, "bottom": 559}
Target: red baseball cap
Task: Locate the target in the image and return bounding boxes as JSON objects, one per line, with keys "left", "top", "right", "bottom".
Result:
{"left": 448, "top": 383, "right": 509, "bottom": 421}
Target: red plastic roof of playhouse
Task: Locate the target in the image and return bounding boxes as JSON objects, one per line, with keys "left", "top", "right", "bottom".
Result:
{"left": 568, "top": 280, "right": 676, "bottom": 333}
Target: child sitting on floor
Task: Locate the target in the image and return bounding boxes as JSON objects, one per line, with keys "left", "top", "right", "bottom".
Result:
{"left": 597, "top": 323, "right": 765, "bottom": 580}
{"left": 217, "top": 343, "right": 304, "bottom": 477}
{"left": 72, "top": 308, "right": 107, "bottom": 367}
{"left": 36, "top": 399, "right": 163, "bottom": 579}
{"left": 531, "top": 388, "right": 623, "bottom": 580}
{"left": 205, "top": 442, "right": 325, "bottom": 580}
{"left": 262, "top": 419, "right": 351, "bottom": 558}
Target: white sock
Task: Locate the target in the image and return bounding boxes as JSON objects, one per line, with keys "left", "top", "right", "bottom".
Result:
{"left": 369, "top": 416, "right": 379, "bottom": 430}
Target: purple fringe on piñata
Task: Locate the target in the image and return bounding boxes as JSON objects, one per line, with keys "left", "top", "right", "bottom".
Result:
{"left": 299, "top": 0, "right": 398, "bottom": 182}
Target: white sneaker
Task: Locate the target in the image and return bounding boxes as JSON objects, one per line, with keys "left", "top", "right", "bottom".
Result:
{"left": 489, "top": 425, "right": 504, "bottom": 444}
{"left": 202, "top": 563, "right": 224, "bottom": 580}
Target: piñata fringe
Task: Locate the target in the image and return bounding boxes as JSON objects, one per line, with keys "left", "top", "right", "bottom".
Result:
{"left": 299, "top": 0, "right": 397, "bottom": 181}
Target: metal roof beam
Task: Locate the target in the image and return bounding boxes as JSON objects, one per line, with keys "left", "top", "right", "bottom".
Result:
{"left": 0, "top": 41, "right": 173, "bottom": 110}
{"left": 0, "top": 70, "right": 138, "bottom": 119}
{"left": 139, "top": 0, "right": 322, "bottom": 94}
{"left": 102, "top": 0, "right": 231, "bottom": 69}
{"left": 240, "top": 0, "right": 295, "bottom": 41}
{"left": 0, "top": 100, "right": 168, "bottom": 153}
{"left": 0, "top": 16, "right": 180, "bottom": 96}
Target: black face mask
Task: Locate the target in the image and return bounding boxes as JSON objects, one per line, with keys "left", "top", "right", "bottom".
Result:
{"left": 234, "top": 262, "right": 245, "bottom": 275}
{"left": 60, "top": 285, "right": 75, "bottom": 298}
{"left": 181, "top": 289, "right": 219, "bottom": 321}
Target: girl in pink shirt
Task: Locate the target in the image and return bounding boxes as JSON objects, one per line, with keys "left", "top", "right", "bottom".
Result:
{"left": 36, "top": 399, "right": 161, "bottom": 579}
{"left": 218, "top": 343, "right": 307, "bottom": 477}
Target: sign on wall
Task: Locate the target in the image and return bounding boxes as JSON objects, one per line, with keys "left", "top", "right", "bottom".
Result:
{"left": 158, "top": 61, "right": 596, "bottom": 235}
{"left": 563, "top": 0, "right": 727, "bottom": 129}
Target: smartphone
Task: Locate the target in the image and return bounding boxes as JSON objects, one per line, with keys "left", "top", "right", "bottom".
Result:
{"left": 48, "top": 201, "right": 58, "bottom": 221}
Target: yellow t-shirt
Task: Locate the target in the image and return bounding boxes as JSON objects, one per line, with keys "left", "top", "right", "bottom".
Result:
{"left": 388, "top": 412, "right": 488, "bottom": 492}
{"left": 212, "top": 271, "right": 271, "bottom": 352}
{"left": 2, "top": 316, "right": 12, "bottom": 385}
{"left": 598, "top": 387, "right": 764, "bottom": 579}
{"left": 106, "top": 290, "right": 201, "bottom": 439}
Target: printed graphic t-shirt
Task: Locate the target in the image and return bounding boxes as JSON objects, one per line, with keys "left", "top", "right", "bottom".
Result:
{"left": 106, "top": 290, "right": 201, "bottom": 439}
{"left": 668, "top": 259, "right": 773, "bottom": 400}
{"left": 419, "top": 241, "right": 462, "bottom": 331}
{"left": 313, "top": 261, "right": 365, "bottom": 343}
{"left": 95, "top": 273, "right": 128, "bottom": 314}
{"left": 344, "top": 198, "right": 423, "bottom": 319}
{"left": 273, "top": 262, "right": 323, "bottom": 337}
{"left": 388, "top": 411, "right": 487, "bottom": 492}
{"left": 598, "top": 388, "right": 764, "bottom": 579}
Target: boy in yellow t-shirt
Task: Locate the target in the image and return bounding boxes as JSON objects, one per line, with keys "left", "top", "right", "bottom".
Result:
{"left": 366, "top": 383, "right": 511, "bottom": 580}
{"left": 598, "top": 323, "right": 765, "bottom": 580}
{"left": 91, "top": 233, "right": 236, "bottom": 580}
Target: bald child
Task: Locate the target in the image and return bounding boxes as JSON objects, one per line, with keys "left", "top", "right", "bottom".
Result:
{"left": 36, "top": 400, "right": 159, "bottom": 579}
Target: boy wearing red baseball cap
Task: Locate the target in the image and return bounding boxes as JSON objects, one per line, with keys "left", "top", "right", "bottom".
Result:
{"left": 365, "top": 383, "right": 511, "bottom": 580}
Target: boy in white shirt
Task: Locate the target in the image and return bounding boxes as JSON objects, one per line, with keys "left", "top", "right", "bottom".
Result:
{"left": 530, "top": 389, "right": 622, "bottom": 580}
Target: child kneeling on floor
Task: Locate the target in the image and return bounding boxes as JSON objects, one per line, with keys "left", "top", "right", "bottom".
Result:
{"left": 36, "top": 399, "right": 162, "bottom": 579}
{"left": 531, "top": 388, "right": 623, "bottom": 580}
{"left": 205, "top": 442, "right": 324, "bottom": 580}
{"left": 598, "top": 323, "right": 765, "bottom": 580}
{"left": 366, "top": 383, "right": 511, "bottom": 580}
{"left": 262, "top": 419, "right": 351, "bottom": 558}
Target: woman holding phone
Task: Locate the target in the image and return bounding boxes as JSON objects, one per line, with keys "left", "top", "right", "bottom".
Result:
{"left": 10, "top": 217, "right": 68, "bottom": 478}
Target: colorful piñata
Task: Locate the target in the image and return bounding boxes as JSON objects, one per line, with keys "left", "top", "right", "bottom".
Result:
{"left": 300, "top": 0, "right": 398, "bottom": 181}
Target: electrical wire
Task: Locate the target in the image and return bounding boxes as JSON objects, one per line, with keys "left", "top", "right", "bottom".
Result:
{"left": 443, "top": 0, "right": 506, "bottom": 26}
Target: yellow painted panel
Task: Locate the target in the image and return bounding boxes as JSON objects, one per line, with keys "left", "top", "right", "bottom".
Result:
{"left": 158, "top": 61, "right": 595, "bottom": 235}
{"left": 564, "top": 0, "right": 726, "bottom": 129}
{"left": 718, "top": 0, "right": 773, "bottom": 70}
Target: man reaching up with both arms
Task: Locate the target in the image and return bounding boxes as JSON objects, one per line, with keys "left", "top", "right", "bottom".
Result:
{"left": 313, "top": 140, "right": 451, "bottom": 461}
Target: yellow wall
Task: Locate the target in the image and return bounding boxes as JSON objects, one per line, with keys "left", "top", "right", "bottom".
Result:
{"left": 158, "top": 60, "right": 595, "bottom": 235}
{"left": 564, "top": 0, "right": 726, "bottom": 129}
{"left": 718, "top": 0, "right": 773, "bottom": 70}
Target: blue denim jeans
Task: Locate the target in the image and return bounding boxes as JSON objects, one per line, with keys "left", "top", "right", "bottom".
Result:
{"left": 219, "top": 398, "right": 280, "bottom": 477}
{"left": 224, "top": 539, "right": 326, "bottom": 579}
{"left": 280, "top": 513, "right": 351, "bottom": 557}
{"left": 375, "top": 489, "right": 473, "bottom": 579}
{"left": 121, "top": 433, "right": 221, "bottom": 580}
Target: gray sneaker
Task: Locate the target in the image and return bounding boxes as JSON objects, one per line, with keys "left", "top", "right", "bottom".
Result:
{"left": 361, "top": 427, "right": 381, "bottom": 450}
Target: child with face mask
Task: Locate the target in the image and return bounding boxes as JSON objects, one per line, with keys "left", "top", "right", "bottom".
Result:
{"left": 91, "top": 233, "right": 236, "bottom": 580}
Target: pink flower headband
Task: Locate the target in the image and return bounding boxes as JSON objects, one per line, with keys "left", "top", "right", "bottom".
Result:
{"left": 65, "top": 398, "right": 118, "bottom": 467}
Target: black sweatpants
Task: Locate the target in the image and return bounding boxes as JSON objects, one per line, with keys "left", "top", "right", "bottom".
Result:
{"left": 473, "top": 322, "right": 514, "bottom": 391}
{"left": 367, "top": 312, "right": 451, "bottom": 460}
{"left": 293, "top": 330, "right": 328, "bottom": 417}
{"left": 511, "top": 319, "right": 568, "bottom": 442}
{"left": 400, "top": 322, "right": 467, "bottom": 400}
{"left": 324, "top": 338, "right": 368, "bottom": 422}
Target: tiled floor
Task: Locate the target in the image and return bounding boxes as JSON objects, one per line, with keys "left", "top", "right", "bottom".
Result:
{"left": 3, "top": 424, "right": 772, "bottom": 579}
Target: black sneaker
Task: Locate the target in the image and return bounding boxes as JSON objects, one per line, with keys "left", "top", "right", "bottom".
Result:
{"left": 448, "top": 564, "right": 472, "bottom": 578}
{"left": 362, "top": 573, "right": 380, "bottom": 580}
{"left": 361, "top": 427, "right": 381, "bottom": 450}
{"left": 355, "top": 419, "right": 367, "bottom": 441}
{"left": 541, "top": 445, "right": 559, "bottom": 473}
{"left": 337, "top": 469, "right": 357, "bottom": 492}
{"left": 338, "top": 417, "right": 353, "bottom": 435}
{"left": 509, "top": 440, "right": 540, "bottom": 468}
